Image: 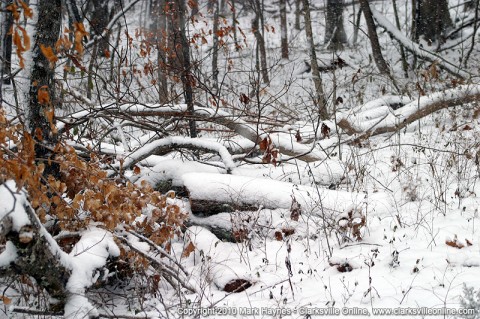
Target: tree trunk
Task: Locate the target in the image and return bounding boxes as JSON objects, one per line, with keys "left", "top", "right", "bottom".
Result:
{"left": 294, "top": 0, "right": 302, "bottom": 30}
{"left": 1, "top": 1, "right": 13, "bottom": 85}
{"left": 171, "top": 0, "right": 197, "bottom": 137}
{"left": 302, "top": 0, "right": 328, "bottom": 119}
{"left": 414, "top": 0, "right": 452, "bottom": 43}
{"left": 90, "top": 0, "right": 110, "bottom": 56}
{"left": 150, "top": 0, "right": 169, "bottom": 104}
{"left": 280, "top": 0, "right": 289, "bottom": 59}
{"left": 324, "top": 0, "right": 347, "bottom": 51}
{"left": 359, "top": 0, "right": 390, "bottom": 75}
{"left": 212, "top": 0, "right": 220, "bottom": 92}
{"left": 28, "top": 0, "right": 62, "bottom": 179}
{"left": 251, "top": 0, "right": 269, "bottom": 83}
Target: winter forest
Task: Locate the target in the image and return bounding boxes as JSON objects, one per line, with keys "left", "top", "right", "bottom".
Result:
{"left": 2, "top": 0, "right": 480, "bottom": 318}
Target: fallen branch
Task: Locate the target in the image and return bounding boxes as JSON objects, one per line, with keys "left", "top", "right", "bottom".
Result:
{"left": 338, "top": 84, "right": 480, "bottom": 139}
{"left": 369, "top": 5, "right": 471, "bottom": 79}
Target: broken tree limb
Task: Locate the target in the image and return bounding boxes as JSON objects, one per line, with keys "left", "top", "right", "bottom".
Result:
{"left": 119, "top": 136, "right": 236, "bottom": 173}
{"left": 338, "top": 84, "right": 480, "bottom": 139}
{"left": 369, "top": 5, "right": 471, "bottom": 79}
{"left": 58, "top": 103, "right": 327, "bottom": 163}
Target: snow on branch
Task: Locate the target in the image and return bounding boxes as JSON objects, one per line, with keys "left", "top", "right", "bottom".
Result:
{"left": 338, "top": 84, "right": 480, "bottom": 139}
{"left": 369, "top": 5, "right": 471, "bottom": 79}
{"left": 61, "top": 103, "right": 327, "bottom": 164}
{"left": 120, "top": 136, "right": 236, "bottom": 173}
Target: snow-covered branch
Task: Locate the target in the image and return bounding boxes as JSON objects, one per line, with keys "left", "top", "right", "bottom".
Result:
{"left": 120, "top": 136, "right": 236, "bottom": 173}
{"left": 338, "top": 84, "right": 480, "bottom": 138}
{"left": 369, "top": 5, "right": 471, "bottom": 79}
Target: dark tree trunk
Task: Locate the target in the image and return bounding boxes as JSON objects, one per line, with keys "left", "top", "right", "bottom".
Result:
{"left": 212, "top": 0, "right": 220, "bottom": 92}
{"left": 251, "top": 0, "right": 269, "bottom": 83}
{"left": 29, "top": 0, "right": 62, "bottom": 179}
{"left": 1, "top": 1, "right": 13, "bottom": 85}
{"left": 359, "top": 0, "right": 390, "bottom": 75}
{"left": 90, "top": 0, "right": 110, "bottom": 56}
{"left": 150, "top": 0, "right": 169, "bottom": 104}
{"left": 324, "top": 0, "right": 347, "bottom": 51}
{"left": 414, "top": 0, "right": 452, "bottom": 43}
{"left": 171, "top": 0, "right": 197, "bottom": 137}
{"left": 302, "top": 0, "right": 328, "bottom": 119}
{"left": 294, "top": 0, "right": 302, "bottom": 30}
{"left": 280, "top": 0, "right": 289, "bottom": 59}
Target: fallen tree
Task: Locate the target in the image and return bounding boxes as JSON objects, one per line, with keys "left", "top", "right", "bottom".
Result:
{"left": 337, "top": 84, "right": 480, "bottom": 140}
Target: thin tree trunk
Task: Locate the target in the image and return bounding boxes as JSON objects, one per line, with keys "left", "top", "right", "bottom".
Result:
{"left": 252, "top": 0, "right": 269, "bottom": 83}
{"left": 359, "top": 0, "right": 390, "bottom": 75}
{"left": 29, "top": 0, "right": 62, "bottom": 179}
{"left": 212, "top": 0, "right": 219, "bottom": 92}
{"left": 91, "top": 0, "right": 110, "bottom": 56}
{"left": 1, "top": 1, "right": 13, "bottom": 85}
{"left": 324, "top": 0, "right": 347, "bottom": 51}
{"left": 150, "top": 0, "right": 168, "bottom": 104}
{"left": 302, "top": 0, "right": 328, "bottom": 119}
{"left": 392, "top": 0, "right": 409, "bottom": 77}
{"left": 0, "top": 1, "right": 6, "bottom": 94}
{"left": 280, "top": 0, "right": 289, "bottom": 59}
{"left": 175, "top": 0, "right": 197, "bottom": 137}
{"left": 294, "top": 0, "right": 301, "bottom": 30}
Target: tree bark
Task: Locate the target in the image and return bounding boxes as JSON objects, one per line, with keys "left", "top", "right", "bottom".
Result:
{"left": 90, "top": 0, "right": 110, "bottom": 56}
{"left": 302, "top": 0, "right": 328, "bottom": 119}
{"left": 414, "top": 0, "right": 453, "bottom": 43}
{"left": 171, "top": 0, "right": 197, "bottom": 137}
{"left": 149, "top": 0, "right": 169, "bottom": 104}
{"left": 212, "top": 0, "right": 220, "bottom": 92}
{"left": 251, "top": 0, "right": 269, "bottom": 83}
{"left": 1, "top": 0, "right": 13, "bottom": 85}
{"left": 28, "top": 0, "right": 62, "bottom": 179}
{"left": 359, "top": 0, "right": 390, "bottom": 75}
{"left": 324, "top": 0, "right": 347, "bottom": 51}
{"left": 280, "top": 0, "right": 289, "bottom": 59}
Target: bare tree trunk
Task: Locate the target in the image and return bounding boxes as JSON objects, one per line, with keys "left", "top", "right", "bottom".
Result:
{"left": 251, "top": 0, "right": 269, "bottom": 83}
{"left": 29, "top": 0, "right": 62, "bottom": 179}
{"left": 1, "top": 1, "right": 13, "bottom": 85}
{"left": 359, "top": 0, "right": 390, "bottom": 75}
{"left": 280, "top": 0, "right": 289, "bottom": 59}
{"left": 90, "top": 0, "right": 110, "bottom": 56}
{"left": 150, "top": 0, "right": 169, "bottom": 104}
{"left": 392, "top": 0, "right": 409, "bottom": 77}
{"left": 324, "top": 0, "right": 347, "bottom": 51}
{"left": 212, "top": 0, "right": 220, "bottom": 92}
{"left": 294, "top": 0, "right": 301, "bottom": 30}
{"left": 172, "top": 0, "right": 197, "bottom": 137}
{"left": 415, "top": 0, "right": 452, "bottom": 44}
{"left": 302, "top": 0, "right": 328, "bottom": 119}
{"left": 0, "top": 1, "right": 6, "bottom": 95}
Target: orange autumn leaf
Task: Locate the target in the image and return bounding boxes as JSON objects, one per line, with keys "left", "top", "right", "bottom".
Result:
{"left": 18, "top": 0, "right": 33, "bottom": 19}
{"left": 73, "top": 22, "right": 88, "bottom": 55}
{"left": 37, "top": 86, "right": 50, "bottom": 105}
{"left": 40, "top": 44, "right": 58, "bottom": 66}
{"left": 182, "top": 241, "right": 195, "bottom": 258}
{"left": 0, "top": 295, "right": 11, "bottom": 305}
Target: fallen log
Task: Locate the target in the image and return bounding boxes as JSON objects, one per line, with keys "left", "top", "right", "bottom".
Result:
{"left": 338, "top": 84, "right": 480, "bottom": 140}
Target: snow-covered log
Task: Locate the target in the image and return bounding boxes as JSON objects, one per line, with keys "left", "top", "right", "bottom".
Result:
{"left": 187, "top": 226, "right": 253, "bottom": 292}
{"left": 369, "top": 5, "right": 470, "bottom": 79}
{"left": 183, "top": 172, "right": 387, "bottom": 217}
{"left": 338, "top": 84, "right": 480, "bottom": 139}
{"left": 119, "top": 136, "right": 236, "bottom": 173}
